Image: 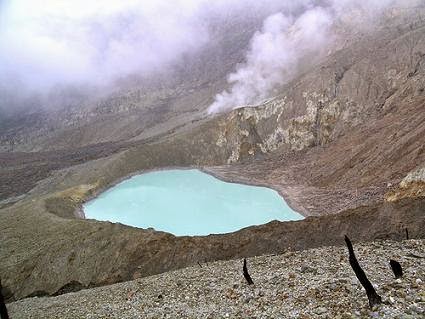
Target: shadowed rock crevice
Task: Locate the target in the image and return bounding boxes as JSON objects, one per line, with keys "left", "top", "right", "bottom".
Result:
{"left": 52, "top": 281, "right": 90, "bottom": 296}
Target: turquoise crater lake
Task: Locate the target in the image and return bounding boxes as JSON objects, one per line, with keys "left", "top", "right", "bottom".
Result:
{"left": 83, "top": 169, "right": 303, "bottom": 236}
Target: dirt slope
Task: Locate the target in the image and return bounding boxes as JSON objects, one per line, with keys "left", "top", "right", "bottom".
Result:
{"left": 0, "top": 3, "right": 424, "bottom": 303}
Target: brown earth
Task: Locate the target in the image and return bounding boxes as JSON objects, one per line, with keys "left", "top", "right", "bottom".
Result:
{"left": 0, "top": 95, "right": 424, "bottom": 301}
{"left": 0, "top": 2, "right": 425, "bottom": 303}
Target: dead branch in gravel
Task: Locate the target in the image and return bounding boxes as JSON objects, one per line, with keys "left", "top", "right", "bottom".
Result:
{"left": 389, "top": 260, "right": 403, "bottom": 278}
{"left": 406, "top": 253, "right": 425, "bottom": 259}
{"left": 0, "top": 279, "right": 9, "bottom": 319}
{"left": 243, "top": 258, "right": 254, "bottom": 285}
{"left": 405, "top": 228, "right": 409, "bottom": 240}
{"left": 344, "top": 236, "right": 382, "bottom": 308}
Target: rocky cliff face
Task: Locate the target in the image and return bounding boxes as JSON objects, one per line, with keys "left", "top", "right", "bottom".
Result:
{"left": 386, "top": 164, "right": 425, "bottom": 201}
{"left": 211, "top": 9, "right": 425, "bottom": 164}
{"left": 0, "top": 11, "right": 267, "bottom": 152}
{"left": 3, "top": 4, "right": 424, "bottom": 155}
{"left": 0, "top": 2, "right": 424, "bottom": 304}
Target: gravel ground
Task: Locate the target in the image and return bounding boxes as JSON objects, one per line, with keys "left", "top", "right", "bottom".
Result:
{"left": 8, "top": 239, "right": 425, "bottom": 318}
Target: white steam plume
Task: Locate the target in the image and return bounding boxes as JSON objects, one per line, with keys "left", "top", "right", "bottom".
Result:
{"left": 0, "top": 0, "right": 417, "bottom": 114}
{"left": 208, "top": 0, "right": 404, "bottom": 114}
{"left": 209, "top": 7, "right": 333, "bottom": 113}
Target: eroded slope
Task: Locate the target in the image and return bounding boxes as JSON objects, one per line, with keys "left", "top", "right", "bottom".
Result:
{"left": 0, "top": 3, "right": 424, "bottom": 303}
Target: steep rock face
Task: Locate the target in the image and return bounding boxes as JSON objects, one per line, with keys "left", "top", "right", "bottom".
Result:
{"left": 386, "top": 164, "right": 425, "bottom": 201}
{"left": 401, "top": 164, "right": 425, "bottom": 186}
{"left": 212, "top": 15, "right": 425, "bottom": 164}
{"left": 2, "top": 4, "right": 424, "bottom": 154}
{"left": 0, "top": 12, "right": 267, "bottom": 152}
{"left": 0, "top": 3, "right": 424, "bottom": 304}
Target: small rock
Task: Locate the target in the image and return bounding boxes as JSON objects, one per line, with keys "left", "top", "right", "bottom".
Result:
{"left": 328, "top": 282, "right": 337, "bottom": 290}
{"left": 300, "top": 265, "right": 315, "bottom": 273}
{"left": 408, "top": 304, "right": 423, "bottom": 314}
{"left": 398, "top": 290, "right": 407, "bottom": 298}
{"left": 255, "top": 288, "right": 264, "bottom": 297}
{"left": 315, "top": 307, "right": 328, "bottom": 315}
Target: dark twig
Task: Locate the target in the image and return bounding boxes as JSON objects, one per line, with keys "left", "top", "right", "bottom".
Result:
{"left": 197, "top": 262, "right": 203, "bottom": 268}
{"left": 389, "top": 260, "right": 403, "bottom": 279}
{"left": 0, "top": 279, "right": 9, "bottom": 319}
{"left": 344, "top": 236, "right": 382, "bottom": 308}
{"left": 243, "top": 258, "right": 254, "bottom": 285}
{"left": 405, "top": 228, "right": 409, "bottom": 240}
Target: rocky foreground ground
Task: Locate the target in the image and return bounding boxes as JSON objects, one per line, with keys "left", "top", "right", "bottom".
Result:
{"left": 8, "top": 239, "right": 425, "bottom": 318}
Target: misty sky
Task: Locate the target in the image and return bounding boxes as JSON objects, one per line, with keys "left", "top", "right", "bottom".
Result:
{"left": 0, "top": 0, "right": 291, "bottom": 89}
{"left": 0, "top": 0, "right": 327, "bottom": 91}
{"left": 0, "top": 0, "right": 415, "bottom": 114}
{"left": 0, "top": 0, "right": 212, "bottom": 90}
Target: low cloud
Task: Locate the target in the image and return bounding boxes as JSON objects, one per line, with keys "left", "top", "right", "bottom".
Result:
{"left": 208, "top": 0, "right": 407, "bottom": 113}
{"left": 0, "top": 0, "right": 418, "bottom": 116}
{"left": 209, "top": 7, "right": 333, "bottom": 113}
{"left": 0, "top": 0, "right": 300, "bottom": 93}
{"left": 0, "top": 0, "right": 211, "bottom": 91}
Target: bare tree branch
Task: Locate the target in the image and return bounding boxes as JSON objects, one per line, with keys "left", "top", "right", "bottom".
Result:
{"left": 0, "top": 279, "right": 9, "bottom": 319}
{"left": 344, "top": 236, "right": 382, "bottom": 308}
{"left": 243, "top": 258, "right": 254, "bottom": 285}
{"left": 390, "top": 260, "right": 403, "bottom": 279}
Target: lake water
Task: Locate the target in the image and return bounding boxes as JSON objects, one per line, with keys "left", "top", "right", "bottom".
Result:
{"left": 83, "top": 169, "right": 303, "bottom": 236}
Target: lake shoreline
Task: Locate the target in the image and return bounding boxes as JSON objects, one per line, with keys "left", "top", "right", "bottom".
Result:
{"left": 82, "top": 168, "right": 304, "bottom": 236}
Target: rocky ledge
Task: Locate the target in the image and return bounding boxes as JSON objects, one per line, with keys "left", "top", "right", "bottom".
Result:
{"left": 8, "top": 239, "right": 425, "bottom": 318}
